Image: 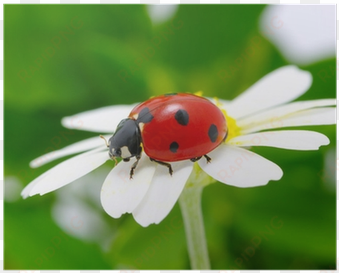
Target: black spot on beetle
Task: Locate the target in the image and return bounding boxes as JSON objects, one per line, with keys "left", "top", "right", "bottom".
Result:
{"left": 137, "top": 107, "right": 154, "bottom": 124}
{"left": 170, "top": 141, "right": 179, "bottom": 153}
{"left": 175, "top": 109, "right": 189, "bottom": 126}
{"left": 208, "top": 124, "right": 218, "bottom": 143}
{"left": 164, "top": 93, "right": 178, "bottom": 96}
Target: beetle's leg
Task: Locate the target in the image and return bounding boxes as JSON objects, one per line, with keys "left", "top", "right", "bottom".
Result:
{"left": 190, "top": 156, "right": 202, "bottom": 162}
{"left": 150, "top": 158, "right": 173, "bottom": 176}
{"left": 191, "top": 155, "right": 211, "bottom": 163}
{"left": 203, "top": 154, "right": 212, "bottom": 163}
{"left": 130, "top": 155, "right": 141, "bottom": 179}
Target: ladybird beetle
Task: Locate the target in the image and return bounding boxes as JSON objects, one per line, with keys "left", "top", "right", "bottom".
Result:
{"left": 105, "top": 93, "right": 228, "bottom": 178}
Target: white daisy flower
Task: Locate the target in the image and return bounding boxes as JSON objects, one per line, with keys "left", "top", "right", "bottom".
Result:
{"left": 259, "top": 5, "right": 335, "bottom": 66}
{"left": 21, "top": 65, "right": 336, "bottom": 228}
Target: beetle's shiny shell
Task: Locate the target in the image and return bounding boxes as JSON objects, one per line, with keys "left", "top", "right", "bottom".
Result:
{"left": 129, "top": 93, "right": 227, "bottom": 162}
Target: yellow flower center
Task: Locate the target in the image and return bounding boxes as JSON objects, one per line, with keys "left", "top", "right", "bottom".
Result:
{"left": 194, "top": 91, "right": 203, "bottom": 97}
{"left": 213, "top": 97, "right": 241, "bottom": 142}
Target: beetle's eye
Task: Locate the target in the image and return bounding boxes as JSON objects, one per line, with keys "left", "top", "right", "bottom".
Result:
{"left": 114, "top": 148, "right": 122, "bottom": 157}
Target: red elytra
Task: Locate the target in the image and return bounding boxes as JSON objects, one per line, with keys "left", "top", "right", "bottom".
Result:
{"left": 129, "top": 93, "right": 228, "bottom": 162}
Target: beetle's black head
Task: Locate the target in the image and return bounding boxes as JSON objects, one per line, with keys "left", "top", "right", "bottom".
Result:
{"left": 108, "top": 118, "right": 142, "bottom": 161}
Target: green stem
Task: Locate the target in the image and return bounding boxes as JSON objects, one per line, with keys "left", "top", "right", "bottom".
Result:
{"left": 179, "top": 185, "right": 211, "bottom": 269}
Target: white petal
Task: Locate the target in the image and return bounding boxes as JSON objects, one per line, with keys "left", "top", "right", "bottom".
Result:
{"left": 228, "top": 130, "right": 329, "bottom": 150}
{"left": 237, "top": 99, "right": 336, "bottom": 128}
{"left": 61, "top": 104, "right": 137, "bottom": 133}
{"left": 21, "top": 172, "right": 48, "bottom": 199}
{"left": 147, "top": 4, "right": 179, "bottom": 25}
{"left": 226, "top": 66, "right": 312, "bottom": 119}
{"left": 242, "top": 107, "right": 336, "bottom": 134}
{"left": 100, "top": 155, "right": 156, "bottom": 219}
{"left": 132, "top": 161, "right": 193, "bottom": 227}
{"left": 198, "top": 145, "right": 283, "bottom": 188}
{"left": 21, "top": 148, "right": 110, "bottom": 198}
{"left": 260, "top": 5, "right": 335, "bottom": 66}
{"left": 30, "top": 135, "right": 111, "bottom": 168}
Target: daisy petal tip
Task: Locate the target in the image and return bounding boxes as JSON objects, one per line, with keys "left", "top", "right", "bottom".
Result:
{"left": 61, "top": 116, "right": 82, "bottom": 130}
{"left": 135, "top": 219, "right": 152, "bottom": 228}
{"left": 27, "top": 188, "right": 43, "bottom": 197}
{"left": 20, "top": 192, "right": 29, "bottom": 199}
{"left": 321, "top": 135, "right": 330, "bottom": 147}
{"left": 245, "top": 167, "right": 283, "bottom": 188}
{"left": 29, "top": 154, "right": 50, "bottom": 168}
{"left": 100, "top": 205, "right": 123, "bottom": 219}
{"left": 100, "top": 194, "right": 123, "bottom": 219}
{"left": 133, "top": 210, "right": 160, "bottom": 227}
{"left": 21, "top": 187, "right": 38, "bottom": 199}
{"left": 21, "top": 185, "right": 33, "bottom": 199}
{"left": 272, "top": 167, "right": 283, "bottom": 181}
{"left": 302, "top": 70, "right": 312, "bottom": 87}
{"left": 29, "top": 160, "right": 39, "bottom": 169}
{"left": 61, "top": 116, "right": 71, "bottom": 128}
{"left": 310, "top": 134, "right": 330, "bottom": 150}
{"left": 285, "top": 65, "right": 313, "bottom": 90}
{"left": 303, "top": 132, "right": 330, "bottom": 150}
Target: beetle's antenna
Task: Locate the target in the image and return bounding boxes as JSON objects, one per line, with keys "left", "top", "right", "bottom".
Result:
{"left": 100, "top": 135, "right": 109, "bottom": 147}
{"left": 100, "top": 135, "right": 118, "bottom": 165}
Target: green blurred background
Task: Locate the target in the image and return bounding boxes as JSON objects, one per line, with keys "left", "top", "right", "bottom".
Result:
{"left": 4, "top": 4, "right": 336, "bottom": 269}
